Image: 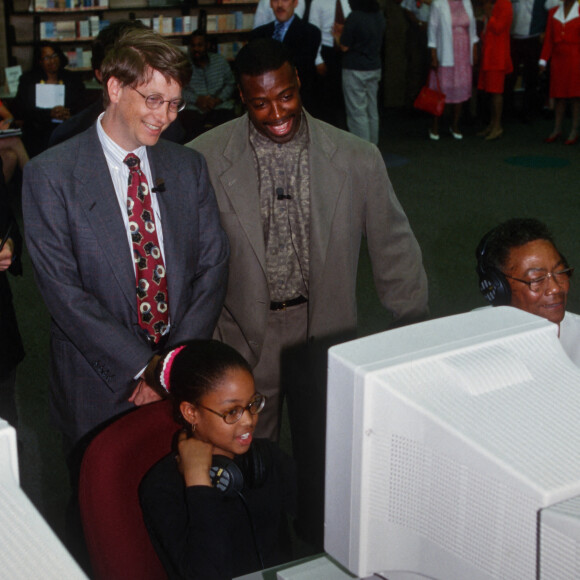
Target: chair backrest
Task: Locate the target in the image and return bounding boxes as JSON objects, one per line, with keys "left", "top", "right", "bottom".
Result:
{"left": 79, "top": 400, "right": 181, "bottom": 580}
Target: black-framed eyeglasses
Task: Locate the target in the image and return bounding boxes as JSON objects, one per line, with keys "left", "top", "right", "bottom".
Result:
{"left": 503, "top": 267, "right": 574, "bottom": 293}
{"left": 199, "top": 393, "right": 266, "bottom": 424}
{"left": 40, "top": 53, "right": 59, "bottom": 62}
{"left": 131, "top": 87, "right": 186, "bottom": 113}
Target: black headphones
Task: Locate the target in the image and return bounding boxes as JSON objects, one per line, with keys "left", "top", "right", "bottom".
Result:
{"left": 210, "top": 439, "right": 269, "bottom": 498}
{"left": 475, "top": 229, "right": 512, "bottom": 307}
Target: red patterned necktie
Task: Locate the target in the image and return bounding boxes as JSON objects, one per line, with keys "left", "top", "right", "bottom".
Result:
{"left": 124, "top": 153, "right": 169, "bottom": 344}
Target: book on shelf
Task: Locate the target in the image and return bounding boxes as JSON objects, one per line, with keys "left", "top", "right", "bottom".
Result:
{"left": 217, "top": 41, "right": 244, "bottom": 59}
{"left": 242, "top": 12, "right": 253, "bottom": 29}
{"left": 206, "top": 13, "right": 217, "bottom": 32}
{"left": 183, "top": 15, "right": 198, "bottom": 33}
{"left": 56, "top": 20, "right": 76, "bottom": 38}
{"left": 89, "top": 14, "right": 99, "bottom": 36}
{"left": 34, "top": 0, "right": 109, "bottom": 8}
{"left": 207, "top": 11, "right": 251, "bottom": 33}
{"left": 162, "top": 16, "right": 173, "bottom": 34}
{"left": 77, "top": 19, "right": 90, "bottom": 38}
{"left": 65, "top": 47, "right": 91, "bottom": 68}
{"left": 40, "top": 21, "right": 55, "bottom": 39}
{"left": 4, "top": 65, "right": 22, "bottom": 96}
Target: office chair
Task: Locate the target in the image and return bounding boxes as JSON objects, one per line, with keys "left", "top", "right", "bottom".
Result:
{"left": 78, "top": 399, "right": 180, "bottom": 580}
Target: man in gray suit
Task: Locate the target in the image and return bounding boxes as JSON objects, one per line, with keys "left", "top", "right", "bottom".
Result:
{"left": 23, "top": 28, "right": 229, "bottom": 461}
{"left": 189, "top": 39, "right": 427, "bottom": 545}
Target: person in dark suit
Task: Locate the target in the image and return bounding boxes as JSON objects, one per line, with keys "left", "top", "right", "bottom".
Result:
{"left": 0, "top": 161, "right": 25, "bottom": 430}
{"left": 22, "top": 28, "right": 229, "bottom": 465}
{"left": 14, "top": 41, "right": 87, "bottom": 158}
{"left": 49, "top": 20, "right": 185, "bottom": 148}
{"left": 251, "top": 0, "right": 321, "bottom": 111}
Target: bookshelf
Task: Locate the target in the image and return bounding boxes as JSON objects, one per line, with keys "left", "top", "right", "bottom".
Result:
{"left": 5, "top": 0, "right": 258, "bottom": 73}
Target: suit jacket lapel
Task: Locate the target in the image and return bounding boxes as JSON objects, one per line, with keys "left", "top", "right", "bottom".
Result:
{"left": 307, "top": 113, "right": 345, "bottom": 291}
{"left": 221, "top": 118, "right": 267, "bottom": 273}
{"left": 73, "top": 128, "right": 137, "bottom": 311}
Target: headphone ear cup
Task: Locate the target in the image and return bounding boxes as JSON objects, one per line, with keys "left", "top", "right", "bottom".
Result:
{"left": 210, "top": 455, "right": 245, "bottom": 497}
{"left": 476, "top": 229, "right": 512, "bottom": 307}
{"left": 479, "top": 267, "right": 512, "bottom": 307}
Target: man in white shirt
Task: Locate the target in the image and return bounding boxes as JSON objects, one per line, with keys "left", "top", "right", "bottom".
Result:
{"left": 22, "top": 27, "right": 229, "bottom": 460}
{"left": 308, "top": 0, "right": 351, "bottom": 125}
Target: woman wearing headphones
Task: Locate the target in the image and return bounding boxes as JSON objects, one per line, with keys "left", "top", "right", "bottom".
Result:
{"left": 139, "top": 340, "right": 296, "bottom": 579}
{"left": 475, "top": 218, "right": 579, "bottom": 365}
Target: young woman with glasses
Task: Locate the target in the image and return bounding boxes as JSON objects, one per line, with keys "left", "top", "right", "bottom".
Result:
{"left": 140, "top": 340, "right": 296, "bottom": 579}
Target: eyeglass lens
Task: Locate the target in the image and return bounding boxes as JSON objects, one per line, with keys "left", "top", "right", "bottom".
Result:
{"left": 144, "top": 94, "right": 185, "bottom": 113}
{"left": 225, "top": 395, "right": 265, "bottom": 424}
{"left": 530, "top": 269, "right": 573, "bottom": 291}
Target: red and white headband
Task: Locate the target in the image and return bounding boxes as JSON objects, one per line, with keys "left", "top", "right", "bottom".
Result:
{"left": 159, "top": 345, "right": 186, "bottom": 393}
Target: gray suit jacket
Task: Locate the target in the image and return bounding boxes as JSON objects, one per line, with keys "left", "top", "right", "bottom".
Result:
{"left": 23, "top": 126, "right": 229, "bottom": 444}
{"left": 190, "top": 112, "right": 428, "bottom": 368}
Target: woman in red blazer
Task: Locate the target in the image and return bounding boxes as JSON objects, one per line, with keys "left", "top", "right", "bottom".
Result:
{"left": 540, "top": 0, "right": 580, "bottom": 145}
{"left": 477, "top": 0, "right": 513, "bottom": 140}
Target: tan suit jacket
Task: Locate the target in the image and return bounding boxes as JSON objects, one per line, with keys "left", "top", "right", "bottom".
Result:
{"left": 190, "top": 112, "right": 428, "bottom": 366}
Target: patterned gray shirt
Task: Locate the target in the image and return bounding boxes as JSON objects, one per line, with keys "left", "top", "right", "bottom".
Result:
{"left": 249, "top": 115, "right": 310, "bottom": 302}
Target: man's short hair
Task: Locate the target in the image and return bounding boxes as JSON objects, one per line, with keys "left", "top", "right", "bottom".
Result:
{"left": 234, "top": 38, "right": 295, "bottom": 85}
{"left": 189, "top": 29, "right": 207, "bottom": 43}
{"left": 480, "top": 218, "right": 560, "bottom": 272}
{"left": 100, "top": 28, "right": 192, "bottom": 107}
{"left": 91, "top": 20, "right": 147, "bottom": 74}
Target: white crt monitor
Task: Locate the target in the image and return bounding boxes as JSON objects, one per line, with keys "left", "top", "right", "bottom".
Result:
{"left": 325, "top": 307, "right": 580, "bottom": 580}
{"left": 0, "top": 420, "right": 87, "bottom": 579}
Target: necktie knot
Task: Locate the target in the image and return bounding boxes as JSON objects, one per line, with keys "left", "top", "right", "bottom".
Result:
{"left": 124, "top": 153, "right": 141, "bottom": 172}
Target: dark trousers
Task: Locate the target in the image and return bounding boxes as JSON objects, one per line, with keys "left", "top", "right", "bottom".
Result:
{"left": 505, "top": 35, "right": 545, "bottom": 119}
{"left": 405, "top": 24, "right": 430, "bottom": 108}
{"left": 314, "top": 45, "right": 346, "bottom": 128}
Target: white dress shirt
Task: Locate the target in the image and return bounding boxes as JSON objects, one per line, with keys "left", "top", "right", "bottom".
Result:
{"left": 96, "top": 112, "right": 167, "bottom": 272}
{"left": 308, "top": 0, "right": 351, "bottom": 65}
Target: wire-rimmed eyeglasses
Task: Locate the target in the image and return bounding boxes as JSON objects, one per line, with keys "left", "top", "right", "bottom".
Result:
{"left": 503, "top": 267, "right": 574, "bottom": 293}
{"left": 199, "top": 393, "right": 266, "bottom": 424}
{"left": 131, "top": 87, "right": 186, "bottom": 113}
{"left": 40, "top": 53, "right": 59, "bottom": 62}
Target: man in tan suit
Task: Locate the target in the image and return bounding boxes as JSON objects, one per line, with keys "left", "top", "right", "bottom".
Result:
{"left": 189, "top": 38, "right": 428, "bottom": 546}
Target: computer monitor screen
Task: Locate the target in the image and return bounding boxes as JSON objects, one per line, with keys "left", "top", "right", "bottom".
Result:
{"left": 325, "top": 307, "right": 580, "bottom": 580}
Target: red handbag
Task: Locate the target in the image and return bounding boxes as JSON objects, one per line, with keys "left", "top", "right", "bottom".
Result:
{"left": 414, "top": 72, "right": 446, "bottom": 117}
